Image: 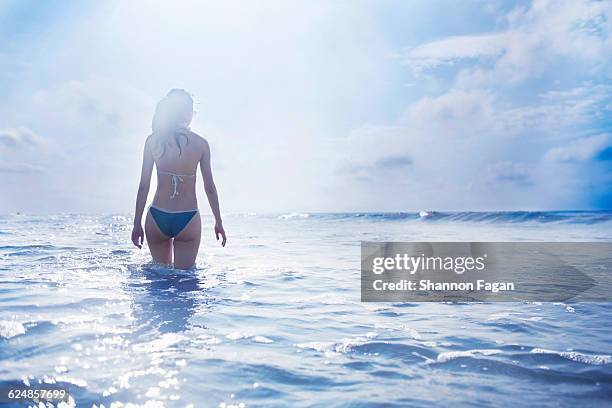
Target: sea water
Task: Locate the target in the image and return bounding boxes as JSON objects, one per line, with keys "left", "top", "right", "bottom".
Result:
{"left": 0, "top": 211, "right": 611, "bottom": 407}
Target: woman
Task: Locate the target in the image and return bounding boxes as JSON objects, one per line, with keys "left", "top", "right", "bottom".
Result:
{"left": 131, "top": 89, "right": 226, "bottom": 269}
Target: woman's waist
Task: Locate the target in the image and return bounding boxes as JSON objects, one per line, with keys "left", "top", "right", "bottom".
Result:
{"left": 151, "top": 192, "right": 198, "bottom": 212}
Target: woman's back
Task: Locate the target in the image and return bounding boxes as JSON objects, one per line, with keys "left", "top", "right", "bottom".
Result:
{"left": 150, "top": 131, "right": 205, "bottom": 212}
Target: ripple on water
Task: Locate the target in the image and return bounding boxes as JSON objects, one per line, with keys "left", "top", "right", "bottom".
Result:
{"left": 0, "top": 244, "right": 77, "bottom": 257}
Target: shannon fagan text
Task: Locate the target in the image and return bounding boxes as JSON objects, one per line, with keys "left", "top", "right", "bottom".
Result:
{"left": 372, "top": 279, "right": 515, "bottom": 293}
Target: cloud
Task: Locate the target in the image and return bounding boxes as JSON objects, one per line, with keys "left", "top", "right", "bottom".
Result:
{"left": 486, "top": 161, "right": 532, "bottom": 186}
{"left": 402, "top": 0, "right": 612, "bottom": 85}
{"left": 0, "top": 127, "right": 42, "bottom": 150}
{"left": 375, "top": 155, "right": 413, "bottom": 169}
{"left": 402, "top": 82, "right": 610, "bottom": 140}
{"left": 0, "top": 162, "right": 44, "bottom": 174}
{"left": 344, "top": 153, "right": 413, "bottom": 183}
{"left": 545, "top": 133, "right": 612, "bottom": 162}
{"left": 31, "top": 79, "right": 152, "bottom": 135}
{"left": 402, "top": 33, "right": 507, "bottom": 72}
{"left": 527, "top": 83, "right": 611, "bottom": 128}
{"left": 403, "top": 90, "right": 495, "bottom": 136}
{"left": 330, "top": 78, "right": 610, "bottom": 209}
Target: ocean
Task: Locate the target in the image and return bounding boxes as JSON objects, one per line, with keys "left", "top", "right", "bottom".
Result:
{"left": 0, "top": 211, "right": 611, "bottom": 407}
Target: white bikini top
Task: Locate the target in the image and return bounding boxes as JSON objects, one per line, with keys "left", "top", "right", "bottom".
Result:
{"left": 158, "top": 171, "right": 196, "bottom": 199}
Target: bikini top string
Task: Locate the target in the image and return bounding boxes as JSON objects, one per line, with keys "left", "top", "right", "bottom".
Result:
{"left": 158, "top": 171, "right": 196, "bottom": 199}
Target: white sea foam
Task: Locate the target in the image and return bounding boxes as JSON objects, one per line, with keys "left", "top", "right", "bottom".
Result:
{"left": 530, "top": 348, "right": 611, "bottom": 365}
{"left": 226, "top": 332, "right": 251, "bottom": 340}
{"left": 0, "top": 320, "right": 26, "bottom": 338}
{"left": 398, "top": 324, "right": 422, "bottom": 339}
{"left": 296, "top": 341, "right": 334, "bottom": 353}
{"left": 437, "top": 349, "right": 503, "bottom": 363}
{"left": 45, "top": 375, "right": 88, "bottom": 387}
{"left": 297, "top": 332, "right": 379, "bottom": 356}
{"left": 253, "top": 336, "right": 274, "bottom": 343}
{"left": 278, "top": 212, "right": 310, "bottom": 220}
{"left": 132, "top": 333, "right": 186, "bottom": 353}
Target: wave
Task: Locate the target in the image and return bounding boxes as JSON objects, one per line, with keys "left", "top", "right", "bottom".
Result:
{"left": 0, "top": 244, "right": 79, "bottom": 252}
{"left": 4, "top": 211, "right": 610, "bottom": 225}
{"left": 278, "top": 212, "right": 310, "bottom": 220}
{"left": 530, "top": 348, "right": 611, "bottom": 365}
{"left": 433, "top": 346, "right": 611, "bottom": 366}
{"left": 296, "top": 332, "right": 379, "bottom": 355}
{"left": 0, "top": 244, "right": 59, "bottom": 251}
{"left": 299, "top": 211, "right": 612, "bottom": 225}
{"left": 436, "top": 348, "right": 503, "bottom": 363}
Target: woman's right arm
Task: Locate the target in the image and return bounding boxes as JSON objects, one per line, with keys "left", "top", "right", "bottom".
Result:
{"left": 132, "top": 137, "right": 154, "bottom": 248}
{"left": 200, "top": 140, "right": 226, "bottom": 247}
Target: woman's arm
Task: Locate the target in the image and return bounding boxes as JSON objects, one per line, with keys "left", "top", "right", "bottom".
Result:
{"left": 131, "top": 137, "right": 154, "bottom": 248}
{"left": 200, "top": 140, "right": 226, "bottom": 246}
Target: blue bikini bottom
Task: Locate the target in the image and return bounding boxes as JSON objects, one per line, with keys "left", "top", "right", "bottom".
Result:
{"left": 149, "top": 206, "right": 198, "bottom": 238}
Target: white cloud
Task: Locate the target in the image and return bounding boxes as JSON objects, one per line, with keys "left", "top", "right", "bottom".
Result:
{"left": 403, "top": 90, "right": 496, "bottom": 136}
{"left": 486, "top": 161, "right": 532, "bottom": 186}
{"left": 498, "top": 83, "right": 612, "bottom": 136}
{"left": 31, "top": 79, "right": 153, "bottom": 139}
{"left": 0, "top": 127, "right": 42, "bottom": 150}
{"left": 0, "top": 162, "right": 44, "bottom": 174}
{"left": 545, "top": 133, "right": 611, "bottom": 162}
{"left": 402, "top": 33, "right": 507, "bottom": 72}
{"left": 328, "top": 79, "right": 609, "bottom": 210}
{"left": 403, "top": 0, "right": 612, "bottom": 85}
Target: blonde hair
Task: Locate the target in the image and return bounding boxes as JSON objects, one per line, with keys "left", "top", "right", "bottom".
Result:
{"left": 151, "top": 89, "right": 194, "bottom": 158}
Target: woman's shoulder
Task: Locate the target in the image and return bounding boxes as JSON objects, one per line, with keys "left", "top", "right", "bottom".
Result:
{"left": 144, "top": 134, "right": 154, "bottom": 148}
{"left": 187, "top": 130, "right": 210, "bottom": 149}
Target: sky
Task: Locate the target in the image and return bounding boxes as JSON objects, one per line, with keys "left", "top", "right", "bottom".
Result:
{"left": 0, "top": 0, "right": 611, "bottom": 214}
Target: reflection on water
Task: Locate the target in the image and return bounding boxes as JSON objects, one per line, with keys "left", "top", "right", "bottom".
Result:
{"left": 0, "top": 212, "right": 611, "bottom": 407}
{"left": 130, "top": 264, "right": 204, "bottom": 335}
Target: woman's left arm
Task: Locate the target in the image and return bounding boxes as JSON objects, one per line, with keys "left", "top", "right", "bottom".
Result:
{"left": 131, "top": 137, "right": 154, "bottom": 248}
